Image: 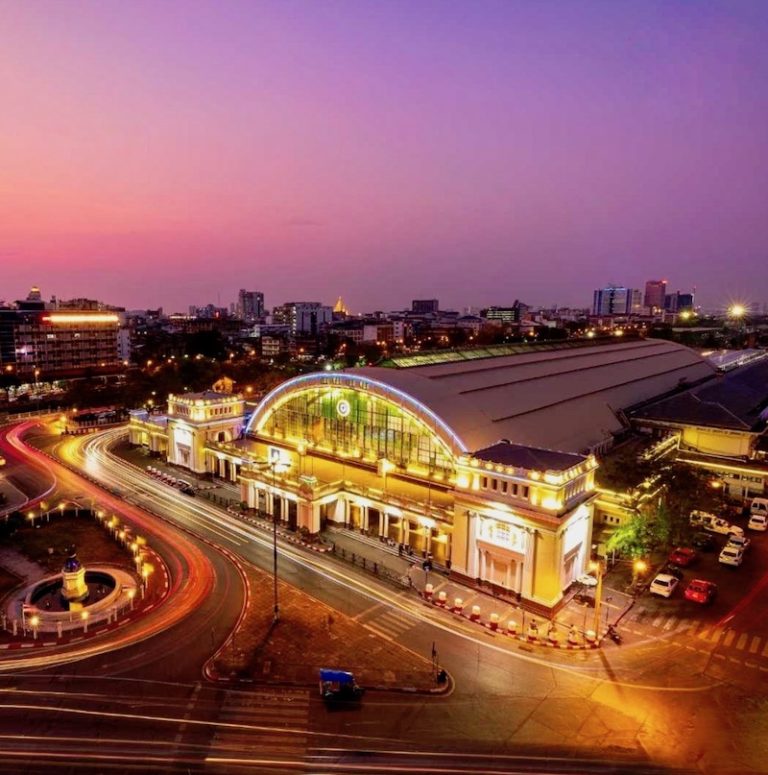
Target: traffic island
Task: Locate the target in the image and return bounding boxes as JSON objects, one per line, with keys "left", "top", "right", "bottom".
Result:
{"left": 206, "top": 564, "right": 445, "bottom": 693}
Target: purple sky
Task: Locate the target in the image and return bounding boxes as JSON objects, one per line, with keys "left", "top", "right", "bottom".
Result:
{"left": 1, "top": 1, "right": 767, "bottom": 313}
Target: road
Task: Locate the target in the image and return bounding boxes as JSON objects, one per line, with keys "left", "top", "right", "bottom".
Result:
{"left": 1, "top": 421, "right": 767, "bottom": 772}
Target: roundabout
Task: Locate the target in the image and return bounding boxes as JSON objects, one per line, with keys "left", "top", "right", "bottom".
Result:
{"left": 6, "top": 546, "right": 138, "bottom": 637}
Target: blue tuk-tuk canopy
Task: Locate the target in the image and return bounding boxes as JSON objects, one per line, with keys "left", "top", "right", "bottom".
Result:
{"left": 319, "top": 669, "right": 355, "bottom": 684}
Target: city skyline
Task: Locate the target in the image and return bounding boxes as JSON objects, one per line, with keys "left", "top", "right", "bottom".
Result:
{"left": 2, "top": 1, "right": 767, "bottom": 311}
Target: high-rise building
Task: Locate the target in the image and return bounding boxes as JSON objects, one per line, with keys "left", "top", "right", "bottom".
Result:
{"left": 481, "top": 301, "right": 529, "bottom": 324}
{"left": 592, "top": 286, "right": 642, "bottom": 316}
{"left": 411, "top": 299, "right": 439, "bottom": 315}
{"left": 272, "top": 302, "right": 333, "bottom": 335}
{"left": 644, "top": 280, "right": 667, "bottom": 312}
{"left": 0, "top": 305, "right": 124, "bottom": 379}
{"left": 665, "top": 290, "right": 695, "bottom": 313}
{"left": 237, "top": 289, "right": 264, "bottom": 321}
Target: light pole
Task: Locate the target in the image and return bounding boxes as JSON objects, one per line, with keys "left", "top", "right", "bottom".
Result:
{"left": 589, "top": 558, "right": 604, "bottom": 634}
{"left": 264, "top": 458, "right": 290, "bottom": 623}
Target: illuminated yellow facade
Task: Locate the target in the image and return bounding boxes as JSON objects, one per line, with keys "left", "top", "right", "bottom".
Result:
{"left": 238, "top": 372, "right": 597, "bottom": 611}
{"left": 130, "top": 371, "right": 599, "bottom": 611}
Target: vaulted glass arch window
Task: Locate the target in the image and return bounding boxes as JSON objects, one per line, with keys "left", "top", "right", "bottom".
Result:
{"left": 256, "top": 386, "right": 455, "bottom": 476}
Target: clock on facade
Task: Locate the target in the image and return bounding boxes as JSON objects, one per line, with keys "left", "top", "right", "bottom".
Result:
{"left": 336, "top": 399, "right": 351, "bottom": 418}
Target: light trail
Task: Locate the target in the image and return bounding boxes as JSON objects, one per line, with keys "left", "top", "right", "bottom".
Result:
{"left": 0, "top": 421, "right": 220, "bottom": 672}
{"left": 77, "top": 426, "right": 727, "bottom": 694}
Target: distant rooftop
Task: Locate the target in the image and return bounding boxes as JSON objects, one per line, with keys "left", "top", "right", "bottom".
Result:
{"left": 472, "top": 441, "right": 587, "bottom": 472}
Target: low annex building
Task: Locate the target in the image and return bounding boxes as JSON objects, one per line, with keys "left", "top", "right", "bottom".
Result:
{"left": 128, "top": 338, "right": 714, "bottom": 612}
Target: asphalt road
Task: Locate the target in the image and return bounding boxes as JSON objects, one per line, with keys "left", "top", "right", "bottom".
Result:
{"left": 1, "top": 421, "right": 767, "bottom": 773}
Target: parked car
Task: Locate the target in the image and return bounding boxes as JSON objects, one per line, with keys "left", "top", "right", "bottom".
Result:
{"left": 668, "top": 547, "right": 697, "bottom": 567}
{"left": 684, "top": 579, "right": 718, "bottom": 605}
{"left": 650, "top": 573, "right": 679, "bottom": 598}
{"left": 659, "top": 563, "right": 684, "bottom": 580}
{"left": 749, "top": 497, "right": 768, "bottom": 518}
{"left": 689, "top": 510, "right": 744, "bottom": 537}
{"left": 726, "top": 534, "right": 751, "bottom": 552}
{"left": 748, "top": 501, "right": 767, "bottom": 531}
{"left": 692, "top": 532, "right": 716, "bottom": 552}
{"left": 718, "top": 545, "right": 744, "bottom": 567}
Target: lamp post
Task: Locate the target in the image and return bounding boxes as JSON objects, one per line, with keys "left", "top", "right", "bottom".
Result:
{"left": 589, "top": 559, "right": 604, "bottom": 634}
{"left": 632, "top": 558, "right": 647, "bottom": 593}
{"left": 261, "top": 457, "right": 291, "bottom": 623}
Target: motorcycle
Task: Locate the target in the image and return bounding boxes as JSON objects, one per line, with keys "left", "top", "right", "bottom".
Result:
{"left": 607, "top": 625, "right": 622, "bottom": 645}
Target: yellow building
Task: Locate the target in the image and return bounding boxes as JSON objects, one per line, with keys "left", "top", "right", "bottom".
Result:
{"left": 129, "top": 339, "right": 716, "bottom": 612}
{"left": 630, "top": 354, "right": 768, "bottom": 500}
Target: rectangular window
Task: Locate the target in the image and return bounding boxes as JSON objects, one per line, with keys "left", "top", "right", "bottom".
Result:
{"left": 501, "top": 481, "right": 508, "bottom": 494}
{"left": 491, "top": 479, "right": 498, "bottom": 491}
{"left": 522, "top": 486, "right": 530, "bottom": 499}
{"left": 481, "top": 476, "right": 488, "bottom": 489}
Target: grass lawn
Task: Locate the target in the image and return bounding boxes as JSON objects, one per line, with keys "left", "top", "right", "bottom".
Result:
{"left": 12, "top": 515, "right": 134, "bottom": 574}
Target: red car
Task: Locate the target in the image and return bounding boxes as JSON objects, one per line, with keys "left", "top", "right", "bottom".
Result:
{"left": 669, "top": 547, "right": 698, "bottom": 567}
{"left": 684, "top": 579, "right": 718, "bottom": 605}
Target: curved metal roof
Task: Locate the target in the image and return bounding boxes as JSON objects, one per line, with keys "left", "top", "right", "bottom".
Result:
{"left": 353, "top": 339, "right": 715, "bottom": 454}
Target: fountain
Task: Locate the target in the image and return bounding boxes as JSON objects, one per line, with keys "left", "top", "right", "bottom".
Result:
{"left": 5, "top": 546, "right": 138, "bottom": 634}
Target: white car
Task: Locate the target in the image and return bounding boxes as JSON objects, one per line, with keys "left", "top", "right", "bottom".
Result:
{"left": 748, "top": 512, "right": 767, "bottom": 531}
{"left": 726, "top": 534, "right": 751, "bottom": 552}
{"left": 718, "top": 545, "right": 744, "bottom": 567}
{"left": 689, "top": 510, "right": 744, "bottom": 537}
{"left": 650, "top": 573, "right": 679, "bottom": 598}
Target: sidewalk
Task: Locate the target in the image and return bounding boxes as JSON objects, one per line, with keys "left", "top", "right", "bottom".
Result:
{"left": 324, "top": 527, "right": 635, "bottom": 643}
{"left": 113, "top": 442, "right": 631, "bottom": 646}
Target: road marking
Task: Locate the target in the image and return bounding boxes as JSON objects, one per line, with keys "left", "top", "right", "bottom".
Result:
{"left": 652, "top": 615, "right": 663, "bottom": 628}
{"left": 762, "top": 640, "right": 768, "bottom": 658}
{"left": 735, "top": 633, "right": 749, "bottom": 651}
{"left": 749, "top": 636, "right": 761, "bottom": 654}
{"left": 746, "top": 661, "right": 758, "bottom": 668}
{"left": 708, "top": 627, "right": 724, "bottom": 643}
{"left": 723, "top": 630, "right": 736, "bottom": 648}
{"left": 713, "top": 653, "right": 726, "bottom": 660}
{"left": 663, "top": 616, "right": 678, "bottom": 631}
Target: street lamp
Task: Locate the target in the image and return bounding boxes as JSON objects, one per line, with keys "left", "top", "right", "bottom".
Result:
{"left": 632, "top": 559, "right": 647, "bottom": 592}
{"left": 588, "top": 559, "right": 605, "bottom": 634}
{"left": 259, "top": 457, "right": 291, "bottom": 623}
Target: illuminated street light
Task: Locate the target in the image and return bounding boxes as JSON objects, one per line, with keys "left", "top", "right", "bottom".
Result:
{"left": 588, "top": 559, "right": 604, "bottom": 633}
{"left": 729, "top": 303, "right": 746, "bottom": 319}
{"left": 128, "top": 588, "right": 136, "bottom": 610}
{"left": 30, "top": 615, "right": 40, "bottom": 639}
{"left": 81, "top": 610, "right": 89, "bottom": 633}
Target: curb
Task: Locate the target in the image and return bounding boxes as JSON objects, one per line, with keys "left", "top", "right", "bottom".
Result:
{"left": 202, "top": 670, "right": 454, "bottom": 696}
{"left": 427, "top": 597, "right": 601, "bottom": 650}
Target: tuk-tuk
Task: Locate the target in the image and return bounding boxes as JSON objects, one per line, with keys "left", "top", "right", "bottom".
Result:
{"left": 319, "top": 669, "right": 364, "bottom": 702}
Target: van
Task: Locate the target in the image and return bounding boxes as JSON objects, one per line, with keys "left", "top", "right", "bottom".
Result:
{"left": 748, "top": 498, "right": 768, "bottom": 531}
{"left": 749, "top": 497, "right": 768, "bottom": 517}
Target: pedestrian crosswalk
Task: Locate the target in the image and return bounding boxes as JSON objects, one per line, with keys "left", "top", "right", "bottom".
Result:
{"left": 623, "top": 607, "right": 768, "bottom": 662}
{"left": 363, "top": 608, "right": 417, "bottom": 641}
{"left": 210, "top": 688, "right": 310, "bottom": 760}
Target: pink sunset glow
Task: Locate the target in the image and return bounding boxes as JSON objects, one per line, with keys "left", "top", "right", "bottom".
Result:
{"left": 1, "top": 1, "right": 766, "bottom": 311}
